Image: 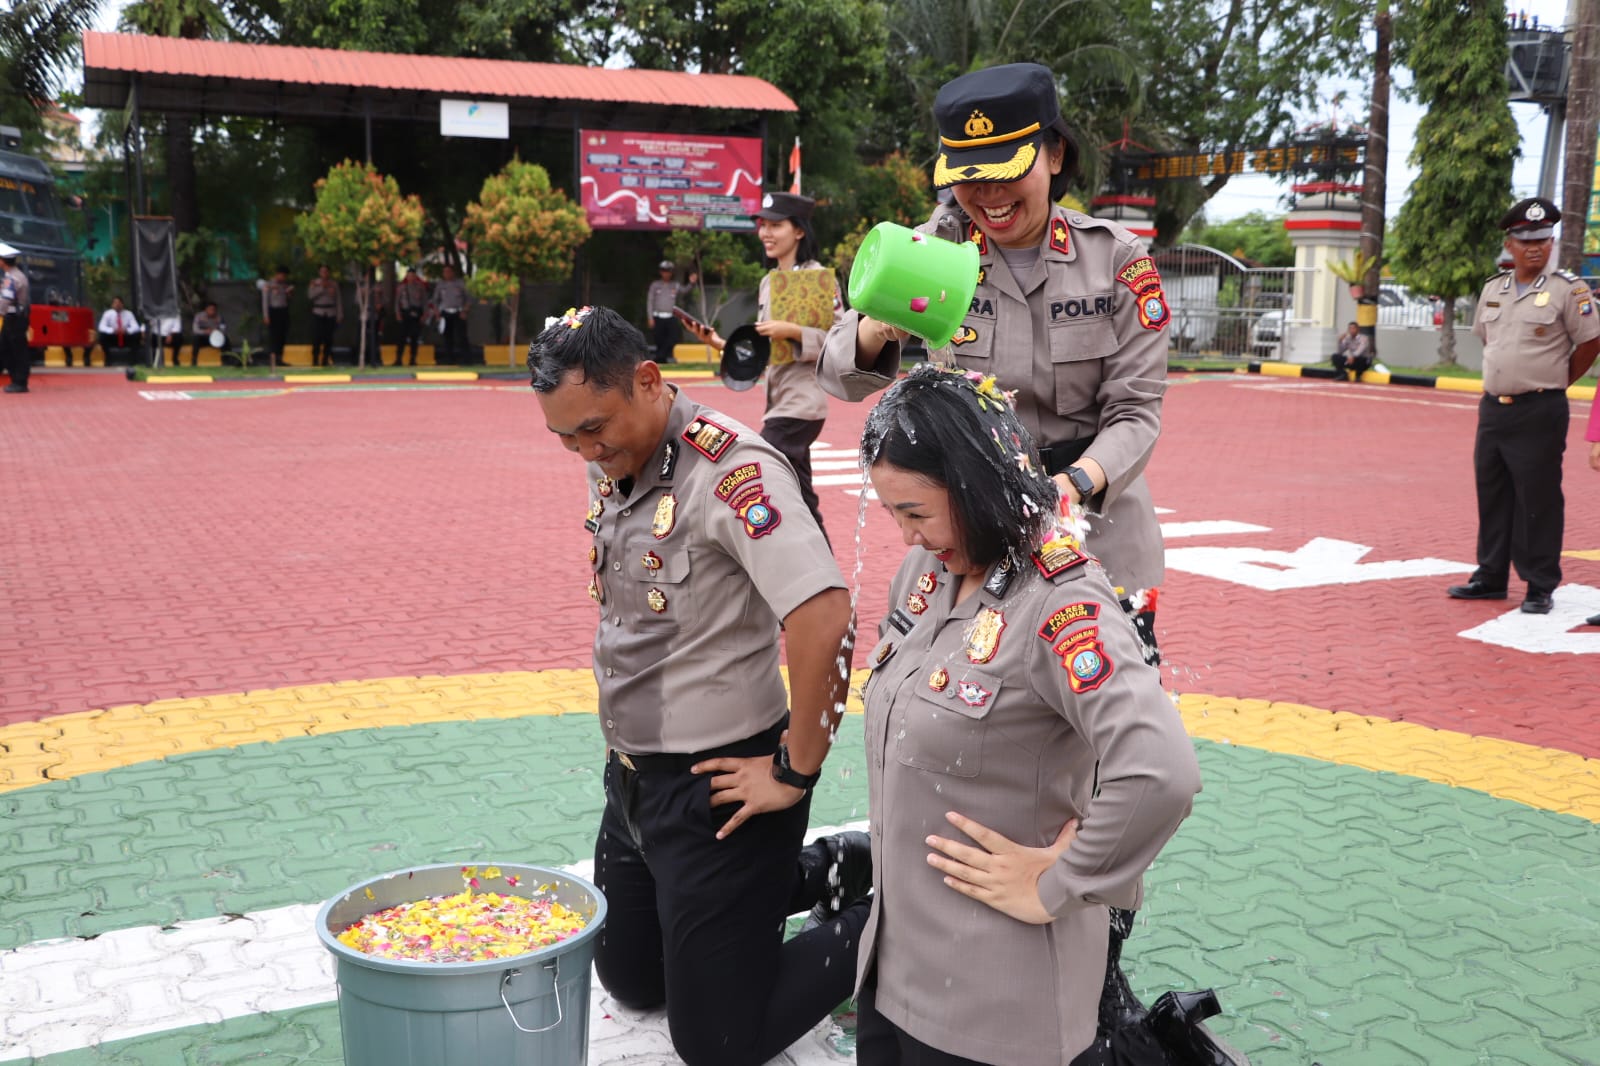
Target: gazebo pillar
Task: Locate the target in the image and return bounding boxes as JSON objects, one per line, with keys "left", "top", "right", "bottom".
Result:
{"left": 1283, "top": 185, "right": 1362, "bottom": 363}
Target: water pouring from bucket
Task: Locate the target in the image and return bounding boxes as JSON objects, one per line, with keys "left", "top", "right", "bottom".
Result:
{"left": 846, "top": 221, "right": 980, "bottom": 347}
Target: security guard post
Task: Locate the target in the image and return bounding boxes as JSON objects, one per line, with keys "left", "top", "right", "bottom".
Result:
{"left": 528, "top": 306, "right": 871, "bottom": 1066}
{"left": 1448, "top": 197, "right": 1600, "bottom": 615}
{"left": 819, "top": 63, "right": 1169, "bottom": 659}
{"left": 1, "top": 242, "right": 32, "bottom": 394}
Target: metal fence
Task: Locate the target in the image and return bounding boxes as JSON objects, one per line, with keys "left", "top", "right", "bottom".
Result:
{"left": 1153, "top": 244, "right": 1309, "bottom": 360}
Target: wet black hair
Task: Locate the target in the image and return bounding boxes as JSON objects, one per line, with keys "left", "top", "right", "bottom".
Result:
{"left": 527, "top": 305, "right": 649, "bottom": 395}
{"left": 760, "top": 217, "right": 821, "bottom": 271}
{"left": 862, "top": 364, "right": 1060, "bottom": 569}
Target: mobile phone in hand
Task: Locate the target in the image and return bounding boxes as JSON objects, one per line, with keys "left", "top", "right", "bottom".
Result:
{"left": 672, "top": 306, "right": 709, "bottom": 335}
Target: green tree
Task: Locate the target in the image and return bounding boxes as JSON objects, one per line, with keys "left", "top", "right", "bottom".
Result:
{"left": 1181, "top": 211, "right": 1295, "bottom": 267}
{"left": 0, "top": 0, "right": 103, "bottom": 140}
{"left": 829, "top": 151, "right": 937, "bottom": 283}
{"left": 294, "top": 160, "right": 427, "bottom": 367}
{"left": 1388, "top": 0, "right": 1516, "bottom": 365}
{"left": 458, "top": 158, "right": 590, "bottom": 367}
{"left": 663, "top": 229, "right": 764, "bottom": 335}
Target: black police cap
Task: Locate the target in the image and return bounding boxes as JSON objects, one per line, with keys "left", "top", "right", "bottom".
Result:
{"left": 931, "top": 63, "right": 1077, "bottom": 189}
{"left": 720, "top": 323, "right": 771, "bottom": 391}
{"left": 752, "top": 192, "right": 815, "bottom": 222}
{"left": 1499, "top": 196, "right": 1561, "bottom": 237}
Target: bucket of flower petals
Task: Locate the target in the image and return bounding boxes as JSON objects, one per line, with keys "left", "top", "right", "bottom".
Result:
{"left": 316, "top": 862, "right": 607, "bottom": 1066}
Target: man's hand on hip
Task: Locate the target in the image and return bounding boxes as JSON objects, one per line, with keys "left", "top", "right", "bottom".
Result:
{"left": 692, "top": 754, "right": 805, "bottom": 839}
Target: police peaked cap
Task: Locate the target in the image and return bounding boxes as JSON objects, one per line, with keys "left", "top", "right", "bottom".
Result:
{"left": 753, "top": 192, "right": 815, "bottom": 222}
{"left": 931, "top": 63, "right": 1078, "bottom": 189}
{"left": 1499, "top": 196, "right": 1560, "bottom": 240}
{"left": 0, "top": 241, "right": 18, "bottom": 259}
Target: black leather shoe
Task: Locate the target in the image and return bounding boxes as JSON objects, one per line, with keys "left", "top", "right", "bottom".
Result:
{"left": 3, "top": 383, "right": 28, "bottom": 393}
{"left": 798, "top": 831, "right": 872, "bottom": 926}
{"left": 1520, "top": 591, "right": 1554, "bottom": 614}
{"left": 1447, "top": 582, "right": 1507, "bottom": 600}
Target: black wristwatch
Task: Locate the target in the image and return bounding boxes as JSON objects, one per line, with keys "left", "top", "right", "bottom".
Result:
{"left": 772, "top": 744, "right": 821, "bottom": 791}
{"left": 1065, "top": 465, "right": 1096, "bottom": 500}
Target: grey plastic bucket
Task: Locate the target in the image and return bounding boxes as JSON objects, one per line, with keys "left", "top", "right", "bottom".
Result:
{"left": 315, "top": 863, "right": 608, "bottom": 1066}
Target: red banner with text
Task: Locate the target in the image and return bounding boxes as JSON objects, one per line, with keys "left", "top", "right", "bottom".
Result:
{"left": 578, "top": 129, "right": 763, "bottom": 232}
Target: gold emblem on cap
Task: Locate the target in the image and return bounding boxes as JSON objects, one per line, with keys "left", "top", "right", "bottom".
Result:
{"left": 964, "top": 110, "right": 995, "bottom": 138}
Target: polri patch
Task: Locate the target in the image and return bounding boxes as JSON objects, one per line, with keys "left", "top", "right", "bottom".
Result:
{"left": 714, "top": 462, "right": 763, "bottom": 504}
{"left": 1054, "top": 627, "right": 1114, "bottom": 693}
{"left": 682, "top": 417, "right": 737, "bottom": 461}
{"left": 1116, "top": 256, "right": 1161, "bottom": 294}
{"left": 1038, "top": 601, "right": 1101, "bottom": 643}
{"left": 1136, "top": 289, "right": 1170, "bottom": 331}
{"left": 736, "top": 493, "right": 782, "bottom": 538}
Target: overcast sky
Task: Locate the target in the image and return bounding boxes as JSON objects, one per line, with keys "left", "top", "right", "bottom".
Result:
{"left": 84, "top": 0, "right": 1575, "bottom": 225}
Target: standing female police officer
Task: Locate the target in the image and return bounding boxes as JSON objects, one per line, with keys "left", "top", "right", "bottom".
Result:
{"left": 819, "top": 62, "right": 1168, "bottom": 657}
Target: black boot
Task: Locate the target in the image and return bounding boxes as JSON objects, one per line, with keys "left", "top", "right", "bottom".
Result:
{"left": 794, "top": 831, "right": 871, "bottom": 926}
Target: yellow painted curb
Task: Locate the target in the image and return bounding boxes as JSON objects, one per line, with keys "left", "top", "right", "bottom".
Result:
{"left": 1356, "top": 370, "right": 1391, "bottom": 385}
{"left": 1256, "top": 363, "right": 1303, "bottom": 379}
{"left": 1563, "top": 549, "right": 1600, "bottom": 561}
{"left": 284, "top": 374, "right": 351, "bottom": 384}
{"left": 1569, "top": 383, "right": 1597, "bottom": 401}
{"left": 3, "top": 672, "right": 1598, "bottom": 822}
{"left": 145, "top": 375, "right": 214, "bottom": 384}
{"left": 416, "top": 371, "right": 479, "bottom": 382}
{"left": 1433, "top": 376, "right": 1484, "bottom": 394}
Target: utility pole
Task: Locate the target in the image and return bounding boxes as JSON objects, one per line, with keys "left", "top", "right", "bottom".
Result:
{"left": 1560, "top": 0, "right": 1600, "bottom": 272}
{"left": 1358, "top": 0, "right": 1392, "bottom": 351}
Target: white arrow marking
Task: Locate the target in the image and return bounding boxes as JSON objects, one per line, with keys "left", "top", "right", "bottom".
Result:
{"left": 1164, "top": 537, "right": 1473, "bottom": 590}
{"left": 1458, "top": 585, "right": 1600, "bottom": 655}
{"left": 1159, "top": 521, "right": 1271, "bottom": 539}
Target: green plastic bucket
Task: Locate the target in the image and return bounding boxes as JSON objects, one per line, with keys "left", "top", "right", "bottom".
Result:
{"left": 847, "top": 220, "right": 980, "bottom": 346}
{"left": 316, "top": 863, "right": 607, "bottom": 1066}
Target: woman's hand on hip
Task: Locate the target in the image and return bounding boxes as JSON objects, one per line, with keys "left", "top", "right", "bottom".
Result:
{"left": 926, "top": 811, "right": 1079, "bottom": 925}
{"left": 693, "top": 754, "right": 805, "bottom": 839}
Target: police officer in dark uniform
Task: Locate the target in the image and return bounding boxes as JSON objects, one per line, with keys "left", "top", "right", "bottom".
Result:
{"left": 1, "top": 242, "right": 32, "bottom": 394}
{"left": 1448, "top": 197, "right": 1600, "bottom": 614}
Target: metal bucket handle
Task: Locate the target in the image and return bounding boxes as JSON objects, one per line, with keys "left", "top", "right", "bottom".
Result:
{"left": 501, "top": 957, "right": 563, "bottom": 1034}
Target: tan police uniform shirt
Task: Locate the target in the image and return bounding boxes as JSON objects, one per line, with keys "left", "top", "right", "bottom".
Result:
{"left": 309, "top": 277, "right": 341, "bottom": 321}
{"left": 1473, "top": 265, "right": 1600, "bottom": 395}
{"left": 2, "top": 265, "right": 31, "bottom": 315}
{"left": 819, "top": 203, "right": 1169, "bottom": 592}
{"left": 265, "top": 278, "right": 292, "bottom": 310}
{"left": 586, "top": 386, "right": 845, "bottom": 755}
{"left": 396, "top": 276, "right": 430, "bottom": 313}
{"left": 859, "top": 543, "right": 1201, "bottom": 1065}
{"left": 646, "top": 278, "right": 688, "bottom": 318}
{"left": 761, "top": 260, "right": 840, "bottom": 423}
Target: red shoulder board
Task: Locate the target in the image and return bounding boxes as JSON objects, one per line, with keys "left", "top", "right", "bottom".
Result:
{"left": 1049, "top": 217, "right": 1071, "bottom": 255}
{"left": 682, "top": 416, "right": 737, "bottom": 462}
{"left": 968, "top": 223, "right": 988, "bottom": 256}
{"left": 1033, "top": 537, "right": 1091, "bottom": 579}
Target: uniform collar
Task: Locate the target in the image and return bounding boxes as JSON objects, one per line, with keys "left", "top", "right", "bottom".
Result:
{"left": 1503, "top": 267, "right": 1554, "bottom": 295}
{"left": 639, "top": 385, "right": 694, "bottom": 493}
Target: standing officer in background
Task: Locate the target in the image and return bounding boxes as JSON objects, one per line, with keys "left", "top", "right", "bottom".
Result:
{"left": 308, "top": 264, "right": 343, "bottom": 366}
{"left": 820, "top": 63, "right": 1168, "bottom": 659}
{"left": 528, "top": 306, "right": 870, "bottom": 1066}
{"left": 262, "top": 265, "right": 293, "bottom": 367}
{"left": 395, "top": 267, "right": 430, "bottom": 366}
{"left": 1, "top": 242, "right": 31, "bottom": 393}
{"left": 1448, "top": 197, "right": 1600, "bottom": 615}
{"left": 645, "top": 260, "right": 695, "bottom": 364}
{"left": 432, "top": 263, "right": 471, "bottom": 364}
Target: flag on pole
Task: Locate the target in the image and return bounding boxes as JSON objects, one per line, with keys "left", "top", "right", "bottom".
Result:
{"left": 788, "top": 137, "right": 802, "bottom": 195}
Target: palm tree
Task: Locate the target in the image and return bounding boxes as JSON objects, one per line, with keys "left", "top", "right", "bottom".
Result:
{"left": 0, "top": 0, "right": 106, "bottom": 137}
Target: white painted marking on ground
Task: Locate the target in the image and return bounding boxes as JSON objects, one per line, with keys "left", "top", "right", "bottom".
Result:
{"left": 1159, "top": 521, "right": 1271, "bottom": 539}
{"left": 0, "top": 822, "right": 867, "bottom": 1063}
{"left": 1458, "top": 585, "right": 1600, "bottom": 655}
{"left": 138, "top": 390, "right": 193, "bottom": 401}
{"left": 1164, "top": 537, "right": 1473, "bottom": 590}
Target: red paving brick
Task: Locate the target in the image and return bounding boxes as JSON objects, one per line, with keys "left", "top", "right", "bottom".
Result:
{"left": 2, "top": 370, "right": 1595, "bottom": 760}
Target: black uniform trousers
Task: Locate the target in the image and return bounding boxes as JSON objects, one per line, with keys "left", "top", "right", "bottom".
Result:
{"left": 266, "top": 308, "right": 290, "bottom": 363}
{"left": 310, "top": 313, "right": 338, "bottom": 365}
{"left": 857, "top": 974, "right": 1110, "bottom": 1066}
{"left": 438, "top": 311, "right": 466, "bottom": 363}
{"left": 1470, "top": 390, "right": 1567, "bottom": 596}
{"left": 593, "top": 720, "right": 866, "bottom": 1066}
{"left": 760, "top": 417, "right": 828, "bottom": 545}
{"left": 1, "top": 312, "right": 28, "bottom": 386}
{"left": 652, "top": 315, "right": 679, "bottom": 363}
{"left": 398, "top": 310, "right": 423, "bottom": 363}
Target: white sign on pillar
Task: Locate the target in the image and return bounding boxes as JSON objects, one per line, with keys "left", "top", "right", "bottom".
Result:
{"left": 440, "top": 100, "right": 509, "bottom": 139}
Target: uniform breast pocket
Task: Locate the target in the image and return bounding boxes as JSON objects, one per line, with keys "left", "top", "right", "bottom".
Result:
{"left": 1048, "top": 314, "right": 1117, "bottom": 417}
{"left": 893, "top": 669, "right": 1003, "bottom": 778}
{"left": 626, "top": 542, "right": 692, "bottom": 626}
{"left": 946, "top": 316, "right": 995, "bottom": 361}
{"left": 1521, "top": 303, "right": 1560, "bottom": 342}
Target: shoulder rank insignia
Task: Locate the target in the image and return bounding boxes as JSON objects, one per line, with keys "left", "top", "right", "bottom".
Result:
{"left": 683, "top": 417, "right": 737, "bottom": 461}
{"left": 967, "top": 222, "right": 988, "bottom": 256}
{"left": 907, "top": 592, "right": 929, "bottom": 615}
{"left": 658, "top": 440, "right": 679, "bottom": 482}
{"left": 1034, "top": 536, "right": 1090, "bottom": 579}
{"left": 585, "top": 498, "right": 604, "bottom": 534}
{"left": 976, "top": 266, "right": 987, "bottom": 286}
{"left": 736, "top": 493, "right": 782, "bottom": 538}
{"left": 917, "top": 571, "right": 939, "bottom": 594}
{"left": 652, "top": 493, "right": 677, "bottom": 539}
{"left": 965, "top": 607, "right": 1006, "bottom": 664}
{"left": 887, "top": 608, "right": 916, "bottom": 635}
{"left": 1038, "top": 601, "right": 1101, "bottom": 643}
{"left": 1049, "top": 217, "right": 1070, "bottom": 255}
{"left": 982, "top": 558, "right": 1015, "bottom": 599}
{"left": 646, "top": 587, "right": 668, "bottom": 613}
{"left": 955, "top": 680, "right": 992, "bottom": 708}
{"left": 715, "top": 462, "right": 763, "bottom": 504}
{"left": 1555, "top": 268, "right": 1581, "bottom": 282}
{"left": 1053, "top": 627, "right": 1114, "bottom": 693}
